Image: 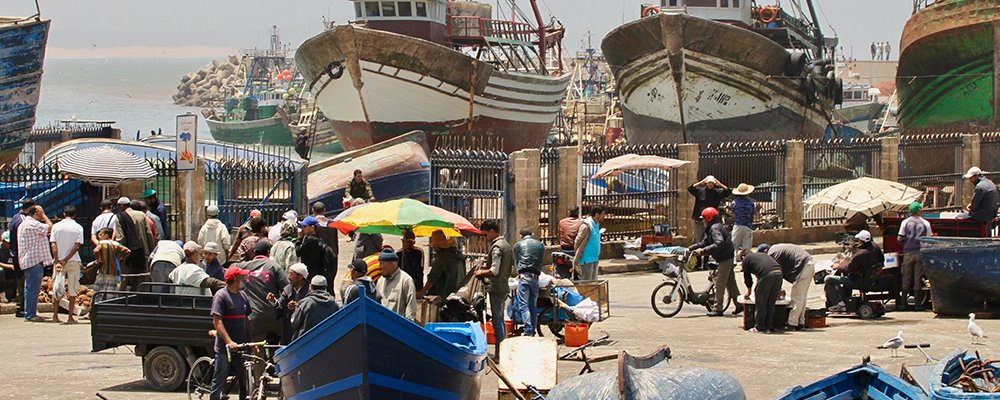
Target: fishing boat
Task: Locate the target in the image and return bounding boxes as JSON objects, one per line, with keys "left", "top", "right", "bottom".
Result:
{"left": 928, "top": 349, "right": 999, "bottom": 399}
{"left": 920, "top": 237, "right": 1000, "bottom": 316}
{"left": 0, "top": 12, "right": 50, "bottom": 164}
{"left": 308, "top": 130, "right": 430, "bottom": 214}
{"left": 547, "top": 347, "right": 746, "bottom": 400}
{"left": 601, "top": 1, "right": 841, "bottom": 145}
{"left": 779, "top": 360, "right": 926, "bottom": 400}
{"left": 294, "top": 0, "right": 571, "bottom": 154}
{"left": 272, "top": 292, "right": 487, "bottom": 399}
{"left": 896, "top": 1, "right": 1000, "bottom": 130}
{"left": 835, "top": 83, "right": 887, "bottom": 134}
{"left": 288, "top": 102, "right": 344, "bottom": 155}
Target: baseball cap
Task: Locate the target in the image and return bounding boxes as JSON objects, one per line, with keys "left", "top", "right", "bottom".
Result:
{"left": 142, "top": 189, "right": 156, "bottom": 198}
{"left": 854, "top": 230, "right": 872, "bottom": 243}
{"left": 203, "top": 242, "right": 221, "bottom": 254}
{"left": 299, "top": 216, "right": 320, "bottom": 227}
{"left": 249, "top": 209, "right": 261, "bottom": 218}
{"left": 963, "top": 166, "right": 984, "bottom": 179}
{"left": 757, "top": 243, "right": 770, "bottom": 253}
{"left": 1, "top": 231, "right": 8, "bottom": 243}
{"left": 224, "top": 266, "right": 249, "bottom": 282}
{"left": 908, "top": 202, "right": 923, "bottom": 214}
{"left": 207, "top": 205, "right": 220, "bottom": 216}
{"left": 283, "top": 210, "right": 298, "bottom": 221}
{"left": 310, "top": 275, "right": 328, "bottom": 288}
{"left": 183, "top": 241, "right": 202, "bottom": 254}
{"left": 117, "top": 197, "right": 131, "bottom": 205}
{"left": 351, "top": 259, "right": 368, "bottom": 274}
{"left": 378, "top": 248, "right": 399, "bottom": 262}
{"left": 288, "top": 263, "right": 308, "bottom": 278}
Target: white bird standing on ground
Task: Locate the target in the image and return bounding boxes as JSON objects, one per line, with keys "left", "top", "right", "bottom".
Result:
{"left": 877, "top": 330, "right": 904, "bottom": 357}
{"left": 968, "top": 313, "right": 987, "bottom": 345}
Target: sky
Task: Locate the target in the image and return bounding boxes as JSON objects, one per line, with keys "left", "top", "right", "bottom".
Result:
{"left": 11, "top": 0, "right": 913, "bottom": 59}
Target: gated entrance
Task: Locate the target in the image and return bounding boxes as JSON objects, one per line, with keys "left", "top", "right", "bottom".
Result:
{"left": 429, "top": 149, "right": 510, "bottom": 260}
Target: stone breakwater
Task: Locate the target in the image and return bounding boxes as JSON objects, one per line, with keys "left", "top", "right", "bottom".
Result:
{"left": 172, "top": 55, "right": 246, "bottom": 107}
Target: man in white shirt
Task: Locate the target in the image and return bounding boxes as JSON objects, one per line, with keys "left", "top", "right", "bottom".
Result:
{"left": 50, "top": 206, "right": 84, "bottom": 323}
{"left": 169, "top": 241, "right": 225, "bottom": 295}
{"left": 90, "top": 199, "right": 117, "bottom": 246}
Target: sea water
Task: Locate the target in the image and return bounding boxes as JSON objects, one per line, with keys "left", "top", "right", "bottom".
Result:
{"left": 35, "top": 58, "right": 215, "bottom": 140}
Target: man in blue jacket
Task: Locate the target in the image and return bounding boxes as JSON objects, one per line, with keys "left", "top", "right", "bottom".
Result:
{"left": 514, "top": 227, "right": 544, "bottom": 336}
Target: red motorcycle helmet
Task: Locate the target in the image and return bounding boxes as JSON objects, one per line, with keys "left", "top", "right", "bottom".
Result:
{"left": 700, "top": 207, "right": 719, "bottom": 222}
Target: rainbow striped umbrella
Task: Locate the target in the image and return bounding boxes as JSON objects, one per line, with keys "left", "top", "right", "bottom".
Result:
{"left": 329, "top": 198, "right": 481, "bottom": 237}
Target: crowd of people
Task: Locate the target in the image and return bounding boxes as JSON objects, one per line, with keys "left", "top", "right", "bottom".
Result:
{"left": 871, "top": 41, "right": 892, "bottom": 61}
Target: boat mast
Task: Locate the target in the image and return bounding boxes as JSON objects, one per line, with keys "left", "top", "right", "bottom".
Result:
{"left": 527, "top": 0, "right": 547, "bottom": 71}
{"left": 802, "top": 0, "right": 825, "bottom": 58}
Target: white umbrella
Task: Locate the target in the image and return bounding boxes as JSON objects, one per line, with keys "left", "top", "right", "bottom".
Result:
{"left": 591, "top": 154, "right": 690, "bottom": 179}
{"left": 56, "top": 145, "right": 157, "bottom": 187}
{"left": 804, "top": 177, "right": 922, "bottom": 218}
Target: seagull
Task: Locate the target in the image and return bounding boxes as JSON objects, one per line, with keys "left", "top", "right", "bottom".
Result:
{"left": 969, "top": 313, "right": 987, "bottom": 345}
{"left": 877, "top": 330, "right": 904, "bottom": 357}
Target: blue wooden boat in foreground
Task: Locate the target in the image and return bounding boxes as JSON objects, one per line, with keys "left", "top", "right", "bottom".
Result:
{"left": 929, "top": 349, "right": 1000, "bottom": 400}
{"left": 272, "top": 292, "right": 487, "bottom": 400}
{"left": 779, "top": 361, "right": 926, "bottom": 400}
{"left": 0, "top": 14, "right": 50, "bottom": 164}
{"left": 920, "top": 237, "right": 1000, "bottom": 316}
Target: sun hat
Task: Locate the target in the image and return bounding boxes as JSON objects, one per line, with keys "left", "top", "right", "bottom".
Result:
{"left": 732, "top": 183, "right": 755, "bottom": 196}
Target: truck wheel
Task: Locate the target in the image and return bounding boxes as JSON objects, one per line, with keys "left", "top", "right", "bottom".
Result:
{"left": 144, "top": 346, "right": 188, "bottom": 391}
{"left": 857, "top": 304, "right": 875, "bottom": 320}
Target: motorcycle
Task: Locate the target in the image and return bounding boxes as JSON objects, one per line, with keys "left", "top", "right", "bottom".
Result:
{"left": 650, "top": 250, "right": 732, "bottom": 318}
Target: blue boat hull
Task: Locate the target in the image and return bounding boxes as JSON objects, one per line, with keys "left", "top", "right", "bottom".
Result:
{"left": 0, "top": 17, "right": 50, "bottom": 163}
{"left": 273, "top": 294, "right": 487, "bottom": 400}
{"left": 310, "top": 169, "right": 430, "bottom": 215}
{"left": 930, "top": 349, "right": 999, "bottom": 399}
{"left": 920, "top": 237, "right": 1000, "bottom": 316}
{"left": 779, "top": 363, "right": 926, "bottom": 400}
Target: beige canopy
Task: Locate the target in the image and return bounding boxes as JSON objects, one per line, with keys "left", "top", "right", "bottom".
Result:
{"left": 804, "top": 177, "right": 923, "bottom": 218}
{"left": 591, "top": 154, "right": 690, "bottom": 179}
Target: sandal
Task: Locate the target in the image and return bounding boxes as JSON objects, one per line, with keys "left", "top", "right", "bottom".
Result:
{"left": 25, "top": 316, "right": 46, "bottom": 322}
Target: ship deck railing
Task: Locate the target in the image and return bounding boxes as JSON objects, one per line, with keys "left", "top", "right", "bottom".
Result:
{"left": 447, "top": 16, "right": 536, "bottom": 46}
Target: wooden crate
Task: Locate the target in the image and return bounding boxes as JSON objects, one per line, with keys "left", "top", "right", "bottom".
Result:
{"left": 568, "top": 280, "right": 610, "bottom": 321}
{"left": 498, "top": 337, "right": 557, "bottom": 398}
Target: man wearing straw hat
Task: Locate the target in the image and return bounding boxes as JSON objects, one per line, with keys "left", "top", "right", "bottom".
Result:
{"left": 731, "top": 183, "right": 756, "bottom": 262}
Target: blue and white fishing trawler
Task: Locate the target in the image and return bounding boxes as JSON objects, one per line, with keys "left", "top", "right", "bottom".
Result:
{"left": 0, "top": 10, "right": 50, "bottom": 164}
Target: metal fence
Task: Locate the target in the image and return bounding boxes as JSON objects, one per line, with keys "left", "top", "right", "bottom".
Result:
{"left": 144, "top": 158, "right": 179, "bottom": 240}
{"left": 429, "top": 149, "right": 510, "bottom": 261}
{"left": 802, "top": 137, "right": 882, "bottom": 226}
{"left": 538, "top": 147, "right": 559, "bottom": 245}
{"left": 898, "top": 133, "right": 965, "bottom": 210}
{"left": 699, "top": 141, "right": 787, "bottom": 229}
{"left": 205, "top": 157, "right": 300, "bottom": 231}
{"left": 582, "top": 144, "right": 680, "bottom": 240}
{"left": 979, "top": 132, "right": 1000, "bottom": 187}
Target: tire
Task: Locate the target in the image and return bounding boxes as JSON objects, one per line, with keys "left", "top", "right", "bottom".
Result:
{"left": 144, "top": 346, "right": 188, "bottom": 392}
{"left": 548, "top": 320, "right": 565, "bottom": 339}
{"left": 187, "top": 356, "right": 215, "bottom": 400}
{"left": 651, "top": 281, "right": 685, "bottom": 318}
{"left": 858, "top": 304, "right": 875, "bottom": 320}
{"left": 785, "top": 51, "right": 807, "bottom": 76}
{"left": 704, "top": 284, "right": 732, "bottom": 313}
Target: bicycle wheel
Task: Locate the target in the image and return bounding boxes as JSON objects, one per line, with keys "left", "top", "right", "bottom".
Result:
{"left": 187, "top": 356, "right": 215, "bottom": 400}
{"left": 651, "top": 281, "right": 685, "bottom": 318}
{"left": 704, "top": 284, "right": 732, "bottom": 313}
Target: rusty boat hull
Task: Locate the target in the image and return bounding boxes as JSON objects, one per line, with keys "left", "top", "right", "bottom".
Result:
{"left": 295, "top": 25, "right": 570, "bottom": 153}
{"left": 896, "top": 1, "right": 1000, "bottom": 131}
{"left": 602, "top": 13, "right": 832, "bottom": 145}
{"left": 0, "top": 17, "right": 49, "bottom": 164}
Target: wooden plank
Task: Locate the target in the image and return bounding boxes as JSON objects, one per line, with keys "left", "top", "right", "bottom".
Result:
{"left": 498, "top": 336, "right": 558, "bottom": 392}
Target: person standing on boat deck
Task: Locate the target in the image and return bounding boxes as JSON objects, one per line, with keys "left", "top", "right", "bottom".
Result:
{"left": 90, "top": 199, "right": 117, "bottom": 246}
{"left": 142, "top": 189, "right": 168, "bottom": 238}
{"left": 343, "top": 259, "right": 380, "bottom": 304}
{"left": 266, "top": 263, "right": 310, "bottom": 344}
{"left": 347, "top": 169, "right": 375, "bottom": 202}
{"left": 475, "top": 220, "right": 513, "bottom": 353}
{"left": 558, "top": 207, "right": 582, "bottom": 253}
{"left": 397, "top": 229, "right": 425, "bottom": 290}
{"left": 898, "top": 202, "right": 932, "bottom": 311}
{"left": 762, "top": 243, "right": 814, "bottom": 330}
{"left": 742, "top": 251, "right": 783, "bottom": 333}
{"left": 870, "top": 42, "right": 876, "bottom": 60}
{"left": 197, "top": 205, "right": 231, "bottom": 262}
{"left": 825, "top": 230, "right": 884, "bottom": 312}
{"left": 885, "top": 41, "right": 892, "bottom": 60}
{"left": 239, "top": 240, "right": 290, "bottom": 345}
{"left": 957, "top": 167, "right": 998, "bottom": 224}
{"left": 210, "top": 266, "right": 251, "bottom": 400}
{"left": 688, "top": 176, "right": 732, "bottom": 241}
{"left": 573, "top": 206, "right": 606, "bottom": 282}
{"left": 375, "top": 248, "right": 417, "bottom": 320}
{"left": 877, "top": 42, "right": 884, "bottom": 60}
{"left": 514, "top": 227, "right": 544, "bottom": 336}
{"left": 417, "top": 230, "right": 465, "bottom": 298}
{"left": 49, "top": 206, "right": 84, "bottom": 323}
{"left": 689, "top": 207, "right": 741, "bottom": 317}
{"left": 730, "top": 183, "right": 756, "bottom": 262}
{"left": 289, "top": 275, "right": 340, "bottom": 340}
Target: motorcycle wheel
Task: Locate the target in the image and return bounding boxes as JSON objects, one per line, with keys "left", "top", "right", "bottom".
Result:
{"left": 704, "top": 284, "right": 732, "bottom": 313}
{"left": 651, "top": 281, "right": 685, "bottom": 318}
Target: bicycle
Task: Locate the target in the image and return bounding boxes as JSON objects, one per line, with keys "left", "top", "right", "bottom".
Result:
{"left": 650, "top": 251, "right": 732, "bottom": 318}
{"left": 187, "top": 341, "right": 284, "bottom": 400}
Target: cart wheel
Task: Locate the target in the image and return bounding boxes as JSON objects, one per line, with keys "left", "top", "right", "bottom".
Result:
{"left": 187, "top": 356, "right": 215, "bottom": 400}
{"left": 858, "top": 304, "right": 876, "bottom": 320}
{"left": 548, "top": 321, "right": 565, "bottom": 339}
{"left": 650, "top": 281, "right": 685, "bottom": 318}
{"left": 144, "top": 346, "right": 188, "bottom": 391}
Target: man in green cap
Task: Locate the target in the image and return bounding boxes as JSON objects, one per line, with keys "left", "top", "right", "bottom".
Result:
{"left": 142, "top": 189, "right": 168, "bottom": 238}
{"left": 897, "top": 202, "right": 932, "bottom": 311}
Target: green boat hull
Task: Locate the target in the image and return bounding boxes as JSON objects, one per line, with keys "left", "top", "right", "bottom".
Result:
{"left": 205, "top": 115, "right": 294, "bottom": 146}
{"left": 897, "top": 1, "right": 1000, "bottom": 130}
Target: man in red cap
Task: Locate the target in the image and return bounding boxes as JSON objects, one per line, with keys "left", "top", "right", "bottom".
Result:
{"left": 688, "top": 207, "right": 739, "bottom": 317}
{"left": 210, "top": 266, "right": 251, "bottom": 400}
